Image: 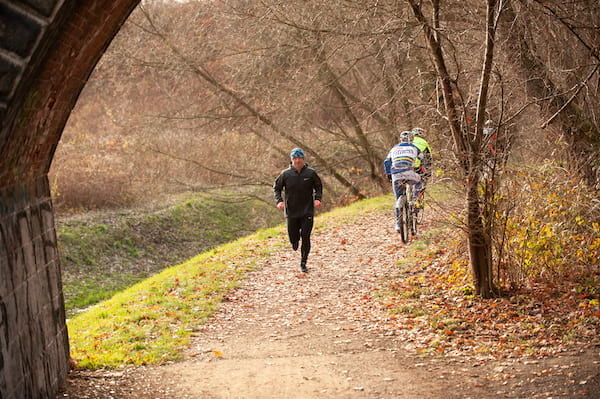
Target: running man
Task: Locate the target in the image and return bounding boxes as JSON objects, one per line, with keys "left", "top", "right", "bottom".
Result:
{"left": 274, "top": 148, "right": 323, "bottom": 273}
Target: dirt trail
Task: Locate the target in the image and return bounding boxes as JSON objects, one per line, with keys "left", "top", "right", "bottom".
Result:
{"left": 58, "top": 211, "right": 599, "bottom": 399}
{"left": 139, "top": 213, "right": 456, "bottom": 399}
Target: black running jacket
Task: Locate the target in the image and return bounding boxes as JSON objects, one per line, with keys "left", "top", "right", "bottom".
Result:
{"left": 273, "top": 164, "right": 323, "bottom": 218}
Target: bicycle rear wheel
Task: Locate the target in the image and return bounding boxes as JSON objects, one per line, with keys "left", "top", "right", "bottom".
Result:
{"left": 410, "top": 202, "right": 418, "bottom": 236}
{"left": 399, "top": 197, "right": 410, "bottom": 243}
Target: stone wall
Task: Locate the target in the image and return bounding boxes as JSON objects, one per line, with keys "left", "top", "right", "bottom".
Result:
{"left": 1, "top": 0, "right": 140, "bottom": 397}
{"left": 0, "top": 176, "right": 69, "bottom": 399}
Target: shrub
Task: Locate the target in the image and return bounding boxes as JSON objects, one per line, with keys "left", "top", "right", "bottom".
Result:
{"left": 497, "top": 161, "right": 599, "bottom": 288}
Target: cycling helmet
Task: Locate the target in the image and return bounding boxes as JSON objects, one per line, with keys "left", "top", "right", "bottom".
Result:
{"left": 399, "top": 130, "right": 414, "bottom": 143}
{"left": 412, "top": 127, "right": 426, "bottom": 137}
{"left": 290, "top": 147, "right": 304, "bottom": 159}
{"left": 483, "top": 120, "right": 495, "bottom": 135}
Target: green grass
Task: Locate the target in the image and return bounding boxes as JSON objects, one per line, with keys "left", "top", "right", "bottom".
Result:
{"left": 67, "top": 273, "right": 143, "bottom": 311}
{"left": 67, "top": 194, "right": 393, "bottom": 369}
{"left": 68, "top": 225, "right": 287, "bottom": 368}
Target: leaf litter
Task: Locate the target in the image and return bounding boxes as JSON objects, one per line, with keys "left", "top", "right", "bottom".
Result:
{"left": 58, "top": 205, "right": 599, "bottom": 398}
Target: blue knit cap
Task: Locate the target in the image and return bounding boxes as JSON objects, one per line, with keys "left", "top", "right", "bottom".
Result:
{"left": 290, "top": 148, "right": 304, "bottom": 159}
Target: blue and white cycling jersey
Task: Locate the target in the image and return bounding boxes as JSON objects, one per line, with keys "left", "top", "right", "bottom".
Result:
{"left": 384, "top": 143, "right": 422, "bottom": 175}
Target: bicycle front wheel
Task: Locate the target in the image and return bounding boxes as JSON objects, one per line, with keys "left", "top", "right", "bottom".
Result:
{"left": 416, "top": 192, "right": 425, "bottom": 224}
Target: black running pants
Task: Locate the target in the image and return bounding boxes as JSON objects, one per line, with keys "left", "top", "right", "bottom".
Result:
{"left": 287, "top": 215, "right": 314, "bottom": 262}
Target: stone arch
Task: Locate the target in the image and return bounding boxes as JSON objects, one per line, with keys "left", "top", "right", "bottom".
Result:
{"left": 1, "top": 1, "right": 140, "bottom": 397}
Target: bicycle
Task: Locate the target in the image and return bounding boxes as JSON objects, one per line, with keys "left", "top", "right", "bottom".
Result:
{"left": 414, "top": 186, "right": 425, "bottom": 225}
{"left": 394, "top": 180, "right": 418, "bottom": 243}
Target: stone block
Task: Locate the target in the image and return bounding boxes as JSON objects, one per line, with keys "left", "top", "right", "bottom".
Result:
{"left": 35, "top": 175, "right": 50, "bottom": 200}
{"left": 0, "top": 339, "right": 7, "bottom": 397}
{"left": 2, "top": 293, "right": 17, "bottom": 349}
{"left": 0, "top": 298, "right": 7, "bottom": 343}
{"left": 19, "top": 0, "right": 58, "bottom": 18}
{"left": 11, "top": 246, "right": 25, "bottom": 297}
{"left": 0, "top": 3, "right": 43, "bottom": 58}
{"left": 33, "top": 338, "right": 48, "bottom": 394}
{"left": 31, "top": 208, "right": 46, "bottom": 263}
{"left": 27, "top": 271, "right": 42, "bottom": 321}
{"left": 40, "top": 302, "right": 55, "bottom": 339}
{"left": 41, "top": 205, "right": 58, "bottom": 250}
{"left": 43, "top": 239, "right": 57, "bottom": 269}
{"left": 23, "top": 286, "right": 44, "bottom": 362}
{"left": 37, "top": 266, "right": 52, "bottom": 311}
{"left": 12, "top": 285, "right": 31, "bottom": 354}
{"left": 0, "top": 230, "right": 13, "bottom": 294}
{"left": 43, "top": 259, "right": 57, "bottom": 305}
{"left": 55, "top": 328, "right": 70, "bottom": 385}
{"left": 0, "top": 56, "right": 21, "bottom": 100}
{"left": 48, "top": 260, "right": 63, "bottom": 312}
{"left": 55, "top": 289, "right": 67, "bottom": 328}
{"left": 4, "top": 334, "right": 24, "bottom": 397}
{"left": 45, "top": 339, "right": 60, "bottom": 391}
{"left": 19, "top": 214, "right": 37, "bottom": 280}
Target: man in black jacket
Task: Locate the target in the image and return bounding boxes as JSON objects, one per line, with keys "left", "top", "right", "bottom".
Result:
{"left": 273, "top": 148, "right": 323, "bottom": 273}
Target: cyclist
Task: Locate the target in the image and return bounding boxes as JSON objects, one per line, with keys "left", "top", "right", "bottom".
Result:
{"left": 483, "top": 119, "right": 505, "bottom": 157}
{"left": 384, "top": 130, "right": 423, "bottom": 232}
{"left": 411, "top": 127, "right": 432, "bottom": 202}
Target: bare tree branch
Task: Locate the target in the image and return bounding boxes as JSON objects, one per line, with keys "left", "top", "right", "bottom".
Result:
{"left": 139, "top": 4, "right": 366, "bottom": 199}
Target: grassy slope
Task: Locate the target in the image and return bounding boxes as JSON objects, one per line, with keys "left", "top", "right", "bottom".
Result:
{"left": 57, "top": 193, "right": 281, "bottom": 316}
{"left": 67, "top": 194, "right": 392, "bottom": 369}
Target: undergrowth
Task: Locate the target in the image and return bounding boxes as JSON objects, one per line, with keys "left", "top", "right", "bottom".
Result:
{"left": 493, "top": 161, "right": 600, "bottom": 288}
{"left": 379, "top": 226, "right": 599, "bottom": 359}
{"left": 376, "top": 166, "right": 600, "bottom": 359}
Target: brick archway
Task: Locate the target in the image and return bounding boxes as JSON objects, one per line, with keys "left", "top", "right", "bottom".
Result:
{"left": 1, "top": 1, "right": 139, "bottom": 397}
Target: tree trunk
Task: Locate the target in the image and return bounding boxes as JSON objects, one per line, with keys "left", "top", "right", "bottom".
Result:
{"left": 466, "top": 172, "right": 495, "bottom": 298}
{"left": 407, "top": 0, "right": 498, "bottom": 296}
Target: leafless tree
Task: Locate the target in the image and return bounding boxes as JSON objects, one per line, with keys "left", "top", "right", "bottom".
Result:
{"left": 405, "top": 0, "right": 507, "bottom": 297}
{"left": 498, "top": 0, "right": 600, "bottom": 189}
